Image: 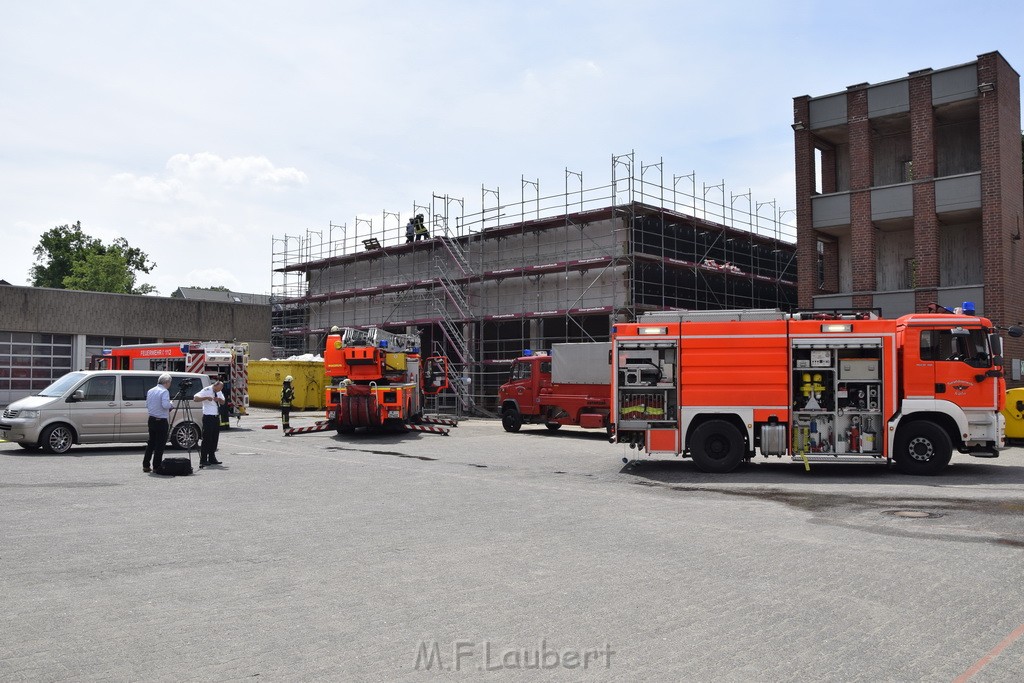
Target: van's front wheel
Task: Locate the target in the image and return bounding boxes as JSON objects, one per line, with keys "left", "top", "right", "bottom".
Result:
{"left": 170, "top": 422, "right": 201, "bottom": 450}
{"left": 41, "top": 423, "right": 74, "bottom": 454}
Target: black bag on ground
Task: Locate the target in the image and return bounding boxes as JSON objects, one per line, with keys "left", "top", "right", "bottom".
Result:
{"left": 159, "top": 457, "right": 193, "bottom": 476}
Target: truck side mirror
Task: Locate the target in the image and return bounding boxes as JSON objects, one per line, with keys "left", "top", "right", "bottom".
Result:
{"left": 67, "top": 390, "right": 85, "bottom": 403}
{"left": 1007, "top": 325, "right": 1024, "bottom": 338}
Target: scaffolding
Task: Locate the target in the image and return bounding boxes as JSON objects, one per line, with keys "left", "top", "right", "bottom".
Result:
{"left": 271, "top": 152, "right": 797, "bottom": 415}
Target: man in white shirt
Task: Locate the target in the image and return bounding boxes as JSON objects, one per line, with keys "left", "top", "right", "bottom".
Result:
{"left": 144, "top": 374, "right": 173, "bottom": 473}
{"left": 194, "top": 380, "right": 225, "bottom": 468}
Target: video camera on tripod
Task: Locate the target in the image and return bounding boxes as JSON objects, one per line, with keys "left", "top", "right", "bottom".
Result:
{"left": 172, "top": 378, "right": 195, "bottom": 401}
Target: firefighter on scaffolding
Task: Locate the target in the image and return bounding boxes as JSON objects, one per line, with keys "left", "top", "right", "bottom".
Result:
{"left": 413, "top": 214, "right": 429, "bottom": 241}
{"left": 281, "top": 375, "right": 295, "bottom": 429}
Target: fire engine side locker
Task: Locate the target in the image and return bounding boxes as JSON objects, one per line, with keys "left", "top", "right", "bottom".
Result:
{"left": 788, "top": 333, "right": 894, "bottom": 461}
{"left": 614, "top": 339, "right": 680, "bottom": 454}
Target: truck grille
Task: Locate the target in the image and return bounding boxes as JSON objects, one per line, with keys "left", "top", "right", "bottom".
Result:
{"left": 2, "top": 408, "right": 18, "bottom": 419}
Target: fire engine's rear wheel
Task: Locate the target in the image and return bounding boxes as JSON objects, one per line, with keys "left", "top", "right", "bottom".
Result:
{"left": 894, "top": 421, "right": 952, "bottom": 475}
{"left": 502, "top": 408, "right": 522, "bottom": 433}
{"left": 545, "top": 423, "right": 561, "bottom": 432}
{"left": 690, "top": 420, "right": 745, "bottom": 473}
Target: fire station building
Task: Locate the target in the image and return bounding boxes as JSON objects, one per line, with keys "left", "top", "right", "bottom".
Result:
{"left": 0, "top": 284, "right": 271, "bottom": 406}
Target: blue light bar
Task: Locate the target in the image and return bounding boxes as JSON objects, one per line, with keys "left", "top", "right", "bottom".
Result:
{"left": 523, "top": 349, "right": 533, "bottom": 356}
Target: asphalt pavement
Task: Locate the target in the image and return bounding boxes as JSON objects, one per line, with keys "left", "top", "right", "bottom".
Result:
{"left": 2, "top": 407, "right": 1023, "bottom": 681}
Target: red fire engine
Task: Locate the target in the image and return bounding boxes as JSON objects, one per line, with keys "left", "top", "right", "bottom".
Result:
{"left": 284, "top": 326, "right": 455, "bottom": 437}
{"left": 611, "top": 308, "right": 1021, "bottom": 475}
{"left": 94, "top": 341, "right": 250, "bottom": 422}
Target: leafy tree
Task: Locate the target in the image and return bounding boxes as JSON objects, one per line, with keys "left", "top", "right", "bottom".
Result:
{"left": 31, "top": 221, "right": 156, "bottom": 294}
{"left": 31, "top": 222, "right": 102, "bottom": 288}
{"left": 62, "top": 250, "right": 157, "bottom": 295}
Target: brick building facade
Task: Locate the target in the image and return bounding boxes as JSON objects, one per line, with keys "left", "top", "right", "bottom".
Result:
{"left": 793, "top": 51, "right": 1023, "bottom": 383}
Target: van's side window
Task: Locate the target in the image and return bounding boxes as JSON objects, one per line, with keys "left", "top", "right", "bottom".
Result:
{"left": 122, "top": 376, "right": 152, "bottom": 401}
{"left": 79, "top": 375, "right": 116, "bottom": 401}
{"left": 168, "top": 377, "right": 195, "bottom": 400}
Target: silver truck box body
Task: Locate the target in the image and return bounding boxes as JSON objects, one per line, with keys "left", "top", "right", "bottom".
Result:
{"left": 551, "top": 342, "right": 612, "bottom": 385}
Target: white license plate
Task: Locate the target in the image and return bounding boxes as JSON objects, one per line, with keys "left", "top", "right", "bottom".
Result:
{"left": 387, "top": 410, "right": 401, "bottom": 418}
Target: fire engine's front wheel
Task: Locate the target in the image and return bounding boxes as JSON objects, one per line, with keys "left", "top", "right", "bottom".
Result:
{"left": 690, "top": 420, "right": 745, "bottom": 473}
{"left": 502, "top": 408, "right": 522, "bottom": 433}
{"left": 894, "top": 421, "right": 952, "bottom": 475}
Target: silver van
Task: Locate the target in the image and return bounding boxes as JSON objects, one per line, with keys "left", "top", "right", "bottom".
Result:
{"left": 0, "top": 370, "right": 211, "bottom": 454}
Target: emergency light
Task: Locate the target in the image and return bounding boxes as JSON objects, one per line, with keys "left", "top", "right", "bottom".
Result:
{"left": 523, "top": 349, "right": 533, "bottom": 356}
{"left": 821, "top": 324, "right": 853, "bottom": 333}
{"left": 638, "top": 326, "right": 668, "bottom": 335}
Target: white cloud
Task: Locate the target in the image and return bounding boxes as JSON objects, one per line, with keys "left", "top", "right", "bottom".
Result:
{"left": 165, "top": 153, "right": 308, "bottom": 189}
{"left": 107, "top": 173, "right": 190, "bottom": 203}
{"left": 106, "top": 153, "right": 308, "bottom": 204}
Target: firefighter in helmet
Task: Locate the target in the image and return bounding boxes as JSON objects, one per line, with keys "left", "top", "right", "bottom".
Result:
{"left": 281, "top": 375, "right": 295, "bottom": 430}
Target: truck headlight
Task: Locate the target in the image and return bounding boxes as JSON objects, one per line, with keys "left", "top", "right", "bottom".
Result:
{"left": 18, "top": 410, "right": 39, "bottom": 419}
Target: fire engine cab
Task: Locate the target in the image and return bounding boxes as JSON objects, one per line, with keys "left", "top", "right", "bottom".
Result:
{"left": 611, "top": 308, "right": 1021, "bottom": 475}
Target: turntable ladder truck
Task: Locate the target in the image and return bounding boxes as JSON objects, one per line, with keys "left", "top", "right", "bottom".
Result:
{"left": 285, "top": 327, "right": 456, "bottom": 437}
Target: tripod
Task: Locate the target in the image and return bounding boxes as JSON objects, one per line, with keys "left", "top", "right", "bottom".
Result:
{"left": 169, "top": 384, "right": 199, "bottom": 458}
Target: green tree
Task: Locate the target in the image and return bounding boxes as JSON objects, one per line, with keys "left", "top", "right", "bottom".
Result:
{"left": 62, "top": 250, "right": 157, "bottom": 295}
{"left": 30, "top": 222, "right": 102, "bottom": 288}
{"left": 31, "top": 221, "right": 156, "bottom": 294}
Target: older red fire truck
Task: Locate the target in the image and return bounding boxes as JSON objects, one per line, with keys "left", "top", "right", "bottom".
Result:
{"left": 498, "top": 343, "right": 612, "bottom": 433}
{"left": 611, "top": 308, "right": 1021, "bottom": 475}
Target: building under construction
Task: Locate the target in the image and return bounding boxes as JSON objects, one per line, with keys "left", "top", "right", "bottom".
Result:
{"left": 272, "top": 154, "right": 797, "bottom": 414}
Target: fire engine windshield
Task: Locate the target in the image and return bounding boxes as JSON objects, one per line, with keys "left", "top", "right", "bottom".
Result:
{"left": 510, "top": 362, "right": 532, "bottom": 381}
{"left": 920, "top": 327, "right": 992, "bottom": 368}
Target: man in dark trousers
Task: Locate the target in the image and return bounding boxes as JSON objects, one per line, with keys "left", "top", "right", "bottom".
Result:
{"left": 414, "top": 214, "right": 429, "bottom": 240}
{"left": 281, "top": 375, "right": 295, "bottom": 429}
{"left": 219, "top": 374, "right": 232, "bottom": 429}
{"left": 194, "top": 379, "right": 225, "bottom": 467}
{"left": 143, "top": 373, "right": 173, "bottom": 473}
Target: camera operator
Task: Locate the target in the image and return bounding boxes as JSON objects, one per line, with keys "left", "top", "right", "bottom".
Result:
{"left": 194, "top": 380, "right": 225, "bottom": 467}
{"left": 143, "top": 374, "right": 173, "bottom": 473}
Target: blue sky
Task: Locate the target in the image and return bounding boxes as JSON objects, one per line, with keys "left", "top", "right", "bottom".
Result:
{"left": 2, "top": 0, "right": 1022, "bottom": 296}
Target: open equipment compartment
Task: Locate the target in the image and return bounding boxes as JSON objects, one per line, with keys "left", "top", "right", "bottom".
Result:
{"left": 790, "top": 337, "right": 884, "bottom": 458}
